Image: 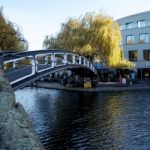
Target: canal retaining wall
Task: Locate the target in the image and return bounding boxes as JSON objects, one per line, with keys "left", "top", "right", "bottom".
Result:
{"left": 0, "top": 69, "right": 44, "bottom": 150}
{"left": 34, "top": 82, "right": 150, "bottom": 92}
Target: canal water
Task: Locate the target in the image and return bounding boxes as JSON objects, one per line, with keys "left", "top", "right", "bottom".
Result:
{"left": 15, "top": 88, "right": 150, "bottom": 150}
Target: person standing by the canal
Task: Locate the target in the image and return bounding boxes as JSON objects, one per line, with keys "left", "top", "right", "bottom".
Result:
{"left": 119, "top": 74, "right": 122, "bottom": 83}
{"left": 145, "top": 72, "right": 149, "bottom": 83}
{"left": 145, "top": 72, "right": 149, "bottom": 78}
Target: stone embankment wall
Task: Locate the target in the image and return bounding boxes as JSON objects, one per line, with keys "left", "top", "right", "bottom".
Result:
{"left": 0, "top": 69, "right": 44, "bottom": 150}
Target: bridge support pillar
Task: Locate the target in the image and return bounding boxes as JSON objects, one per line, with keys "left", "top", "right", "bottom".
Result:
{"left": 51, "top": 54, "right": 55, "bottom": 67}
{"left": 83, "top": 58, "right": 86, "bottom": 66}
{"left": 45, "top": 56, "right": 48, "bottom": 65}
{"left": 63, "top": 54, "right": 67, "bottom": 64}
{"left": 73, "top": 54, "right": 75, "bottom": 64}
{"left": 79, "top": 57, "right": 81, "bottom": 65}
{"left": 13, "top": 61, "right": 16, "bottom": 68}
{"left": 87, "top": 61, "right": 89, "bottom": 67}
{"left": 31, "top": 58, "right": 36, "bottom": 74}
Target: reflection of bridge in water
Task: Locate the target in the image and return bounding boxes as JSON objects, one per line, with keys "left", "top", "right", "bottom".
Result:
{"left": 0, "top": 50, "right": 97, "bottom": 90}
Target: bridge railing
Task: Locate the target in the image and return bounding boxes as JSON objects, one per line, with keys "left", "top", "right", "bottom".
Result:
{"left": 0, "top": 50, "right": 97, "bottom": 87}
{"left": 3, "top": 56, "right": 35, "bottom": 84}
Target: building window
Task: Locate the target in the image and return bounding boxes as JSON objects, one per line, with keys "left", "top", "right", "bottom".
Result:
{"left": 143, "top": 50, "right": 150, "bottom": 61}
{"left": 127, "top": 35, "right": 135, "bottom": 44}
{"left": 139, "top": 33, "right": 149, "bottom": 44}
{"left": 146, "top": 21, "right": 150, "bottom": 26}
{"left": 126, "top": 22, "right": 136, "bottom": 29}
{"left": 137, "top": 20, "right": 146, "bottom": 28}
{"left": 128, "top": 50, "right": 138, "bottom": 61}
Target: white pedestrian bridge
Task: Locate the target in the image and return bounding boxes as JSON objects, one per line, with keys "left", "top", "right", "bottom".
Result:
{"left": 0, "top": 50, "right": 97, "bottom": 90}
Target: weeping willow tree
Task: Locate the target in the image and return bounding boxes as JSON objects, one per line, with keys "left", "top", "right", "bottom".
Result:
{"left": 43, "top": 12, "right": 134, "bottom": 68}
{"left": 0, "top": 7, "right": 28, "bottom": 51}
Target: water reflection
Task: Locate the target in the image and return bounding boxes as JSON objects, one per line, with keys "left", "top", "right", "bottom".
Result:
{"left": 16, "top": 88, "right": 150, "bottom": 149}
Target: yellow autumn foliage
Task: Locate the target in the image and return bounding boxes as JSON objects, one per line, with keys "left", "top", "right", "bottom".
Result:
{"left": 43, "top": 12, "right": 134, "bottom": 69}
{"left": 0, "top": 7, "right": 28, "bottom": 51}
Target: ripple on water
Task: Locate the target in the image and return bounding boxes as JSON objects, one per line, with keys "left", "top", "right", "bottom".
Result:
{"left": 15, "top": 88, "right": 150, "bottom": 150}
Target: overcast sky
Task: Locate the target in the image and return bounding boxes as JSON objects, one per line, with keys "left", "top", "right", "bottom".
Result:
{"left": 1, "top": 0, "right": 150, "bottom": 50}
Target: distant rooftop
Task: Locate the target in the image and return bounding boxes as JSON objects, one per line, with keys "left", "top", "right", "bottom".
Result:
{"left": 117, "top": 10, "right": 150, "bottom": 21}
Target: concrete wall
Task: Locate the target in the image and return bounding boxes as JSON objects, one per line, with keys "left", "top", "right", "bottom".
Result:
{"left": 0, "top": 68, "right": 44, "bottom": 150}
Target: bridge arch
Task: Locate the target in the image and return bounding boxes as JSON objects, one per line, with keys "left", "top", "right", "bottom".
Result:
{"left": 0, "top": 50, "right": 97, "bottom": 90}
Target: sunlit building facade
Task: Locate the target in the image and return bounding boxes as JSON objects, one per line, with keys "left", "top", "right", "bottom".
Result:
{"left": 117, "top": 11, "right": 150, "bottom": 78}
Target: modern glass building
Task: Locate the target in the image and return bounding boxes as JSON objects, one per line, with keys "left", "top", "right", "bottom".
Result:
{"left": 117, "top": 11, "right": 150, "bottom": 79}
